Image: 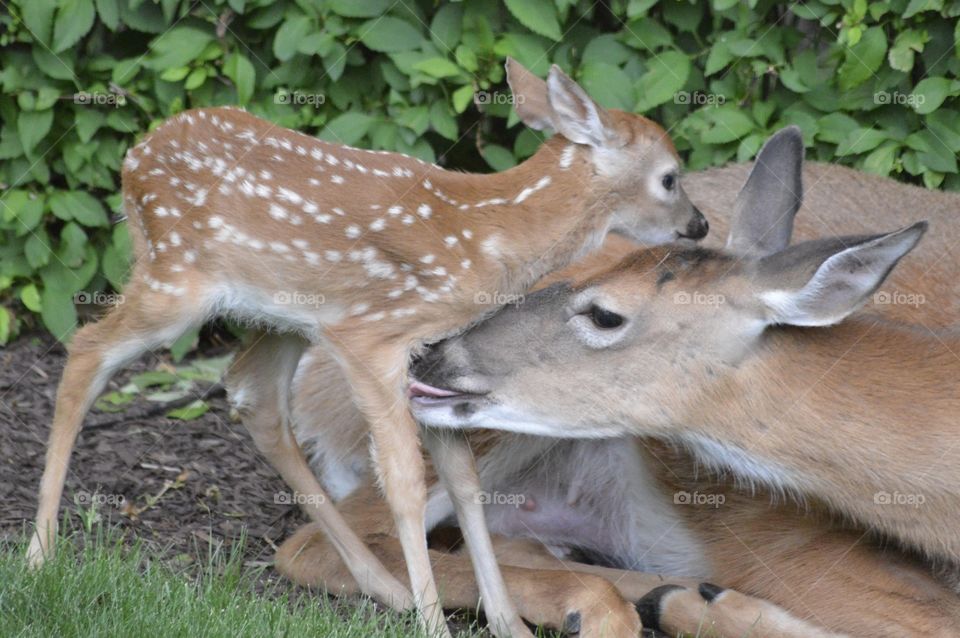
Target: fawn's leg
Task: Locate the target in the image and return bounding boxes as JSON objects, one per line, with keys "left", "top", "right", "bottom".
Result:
{"left": 332, "top": 340, "right": 451, "bottom": 638}
{"left": 421, "top": 428, "right": 532, "bottom": 637}
{"left": 226, "top": 332, "right": 412, "bottom": 609}
{"left": 28, "top": 283, "right": 204, "bottom": 566}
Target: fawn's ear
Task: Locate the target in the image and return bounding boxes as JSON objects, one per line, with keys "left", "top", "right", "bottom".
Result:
{"left": 726, "top": 126, "right": 804, "bottom": 257}
{"left": 754, "top": 222, "right": 927, "bottom": 327}
{"left": 545, "top": 64, "right": 613, "bottom": 147}
{"left": 505, "top": 57, "right": 554, "bottom": 131}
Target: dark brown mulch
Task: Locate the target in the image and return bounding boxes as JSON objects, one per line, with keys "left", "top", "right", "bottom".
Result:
{"left": 0, "top": 332, "right": 308, "bottom": 571}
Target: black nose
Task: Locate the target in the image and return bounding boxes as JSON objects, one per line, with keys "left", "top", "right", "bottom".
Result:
{"left": 682, "top": 209, "right": 709, "bottom": 240}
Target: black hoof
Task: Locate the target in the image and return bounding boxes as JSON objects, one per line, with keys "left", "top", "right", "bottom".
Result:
{"left": 562, "top": 610, "right": 582, "bottom": 634}
{"left": 698, "top": 582, "right": 725, "bottom": 603}
{"left": 635, "top": 584, "right": 684, "bottom": 632}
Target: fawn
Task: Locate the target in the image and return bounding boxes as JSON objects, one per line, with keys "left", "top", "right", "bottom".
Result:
{"left": 27, "top": 58, "right": 705, "bottom": 637}
{"left": 274, "top": 128, "right": 960, "bottom": 636}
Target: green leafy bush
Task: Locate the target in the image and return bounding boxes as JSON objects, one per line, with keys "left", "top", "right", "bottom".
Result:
{"left": 2, "top": 0, "right": 959, "bottom": 344}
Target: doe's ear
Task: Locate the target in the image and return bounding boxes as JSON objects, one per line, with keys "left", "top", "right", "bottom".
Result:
{"left": 505, "top": 57, "right": 553, "bottom": 131}
{"left": 726, "top": 126, "right": 804, "bottom": 257}
{"left": 755, "top": 222, "right": 927, "bottom": 327}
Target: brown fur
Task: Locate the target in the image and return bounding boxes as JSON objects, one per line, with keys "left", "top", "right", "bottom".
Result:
{"left": 278, "top": 160, "right": 960, "bottom": 637}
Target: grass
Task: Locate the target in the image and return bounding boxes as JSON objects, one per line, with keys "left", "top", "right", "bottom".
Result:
{"left": 0, "top": 520, "right": 466, "bottom": 638}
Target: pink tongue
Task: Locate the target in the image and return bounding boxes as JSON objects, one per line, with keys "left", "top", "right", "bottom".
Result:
{"left": 408, "top": 381, "right": 459, "bottom": 399}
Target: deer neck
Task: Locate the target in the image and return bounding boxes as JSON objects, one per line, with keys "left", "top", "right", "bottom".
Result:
{"left": 433, "top": 137, "right": 612, "bottom": 292}
{"left": 680, "top": 318, "right": 960, "bottom": 558}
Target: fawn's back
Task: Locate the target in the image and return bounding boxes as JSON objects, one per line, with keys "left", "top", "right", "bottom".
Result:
{"left": 120, "top": 107, "right": 591, "bottom": 335}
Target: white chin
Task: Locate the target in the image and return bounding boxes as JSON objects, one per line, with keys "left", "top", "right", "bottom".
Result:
{"left": 619, "top": 227, "right": 678, "bottom": 246}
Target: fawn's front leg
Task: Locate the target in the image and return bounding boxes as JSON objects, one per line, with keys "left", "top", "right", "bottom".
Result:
{"left": 332, "top": 341, "right": 451, "bottom": 638}
{"left": 421, "top": 428, "right": 532, "bottom": 637}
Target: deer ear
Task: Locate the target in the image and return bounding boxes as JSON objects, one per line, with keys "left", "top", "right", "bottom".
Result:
{"left": 505, "top": 58, "right": 554, "bottom": 131}
{"left": 545, "top": 64, "right": 613, "bottom": 147}
{"left": 726, "top": 126, "right": 804, "bottom": 257}
{"left": 755, "top": 222, "right": 927, "bottom": 327}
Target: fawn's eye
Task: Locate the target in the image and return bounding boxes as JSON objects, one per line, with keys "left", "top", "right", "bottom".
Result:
{"left": 661, "top": 173, "right": 676, "bottom": 191}
{"left": 588, "top": 305, "right": 624, "bottom": 329}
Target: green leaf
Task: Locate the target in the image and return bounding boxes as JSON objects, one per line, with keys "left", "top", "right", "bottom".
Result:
{"left": 48, "top": 191, "right": 109, "bottom": 227}
{"left": 74, "top": 109, "right": 105, "bottom": 144}
{"left": 184, "top": 68, "right": 207, "bottom": 90}
{"left": 704, "top": 40, "right": 732, "bottom": 76}
{"left": 358, "top": 17, "right": 423, "bottom": 52}
{"left": 18, "top": 109, "right": 54, "bottom": 156}
{"left": 95, "top": 0, "right": 120, "bottom": 30}
{"left": 504, "top": 0, "right": 562, "bottom": 41}
{"left": 888, "top": 29, "right": 928, "bottom": 72}
{"left": 159, "top": 66, "right": 191, "bottom": 82}
{"left": 0, "top": 307, "right": 11, "bottom": 345}
{"left": 224, "top": 52, "right": 256, "bottom": 105}
{"left": 912, "top": 76, "right": 953, "bottom": 114}
{"left": 635, "top": 50, "right": 690, "bottom": 111}
{"left": 145, "top": 27, "right": 214, "bottom": 70}
{"left": 40, "top": 286, "right": 77, "bottom": 342}
{"left": 274, "top": 15, "right": 313, "bottom": 61}
{"left": 53, "top": 0, "right": 96, "bottom": 52}
{"left": 429, "top": 102, "right": 458, "bottom": 141}
{"left": 903, "top": 0, "right": 943, "bottom": 19}
{"left": 167, "top": 400, "right": 210, "bottom": 420}
{"left": 319, "top": 112, "right": 374, "bottom": 146}
{"left": 322, "top": 42, "right": 347, "bottom": 81}
{"left": 32, "top": 46, "right": 76, "bottom": 80}
{"left": 25, "top": 234, "right": 52, "bottom": 269}
{"left": 699, "top": 106, "right": 755, "bottom": 144}
{"left": 835, "top": 127, "right": 888, "bottom": 156}
{"left": 22, "top": 1, "right": 56, "bottom": 45}
{"left": 452, "top": 85, "right": 475, "bottom": 113}
{"left": 414, "top": 57, "right": 463, "bottom": 78}
{"left": 581, "top": 62, "right": 635, "bottom": 110}
{"left": 20, "top": 284, "right": 42, "bottom": 312}
{"left": 131, "top": 370, "right": 179, "bottom": 390}
{"left": 430, "top": 4, "right": 463, "bottom": 52}
{"left": 328, "top": 0, "right": 390, "bottom": 18}
{"left": 480, "top": 144, "right": 517, "bottom": 171}
{"left": 862, "top": 142, "right": 899, "bottom": 175}
{"left": 816, "top": 113, "right": 860, "bottom": 144}
{"left": 169, "top": 326, "right": 200, "bottom": 361}
{"left": 838, "top": 26, "right": 886, "bottom": 91}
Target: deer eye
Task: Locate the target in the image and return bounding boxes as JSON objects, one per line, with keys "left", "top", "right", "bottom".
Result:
{"left": 588, "top": 305, "right": 624, "bottom": 329}
{"left": 661, "top": 173, "right": 676, "bottom": 191}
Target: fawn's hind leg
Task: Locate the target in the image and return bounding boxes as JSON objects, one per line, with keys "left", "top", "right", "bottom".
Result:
{"left": 28, "top": 282, "right": 205, "bottom": 566}
{"left": 225, "top": 332, "right": 412, "bottom": 610}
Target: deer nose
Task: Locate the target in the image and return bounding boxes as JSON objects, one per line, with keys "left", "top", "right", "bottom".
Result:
{"left": 682, "top": 208, "right": 709, "bottom": 240}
